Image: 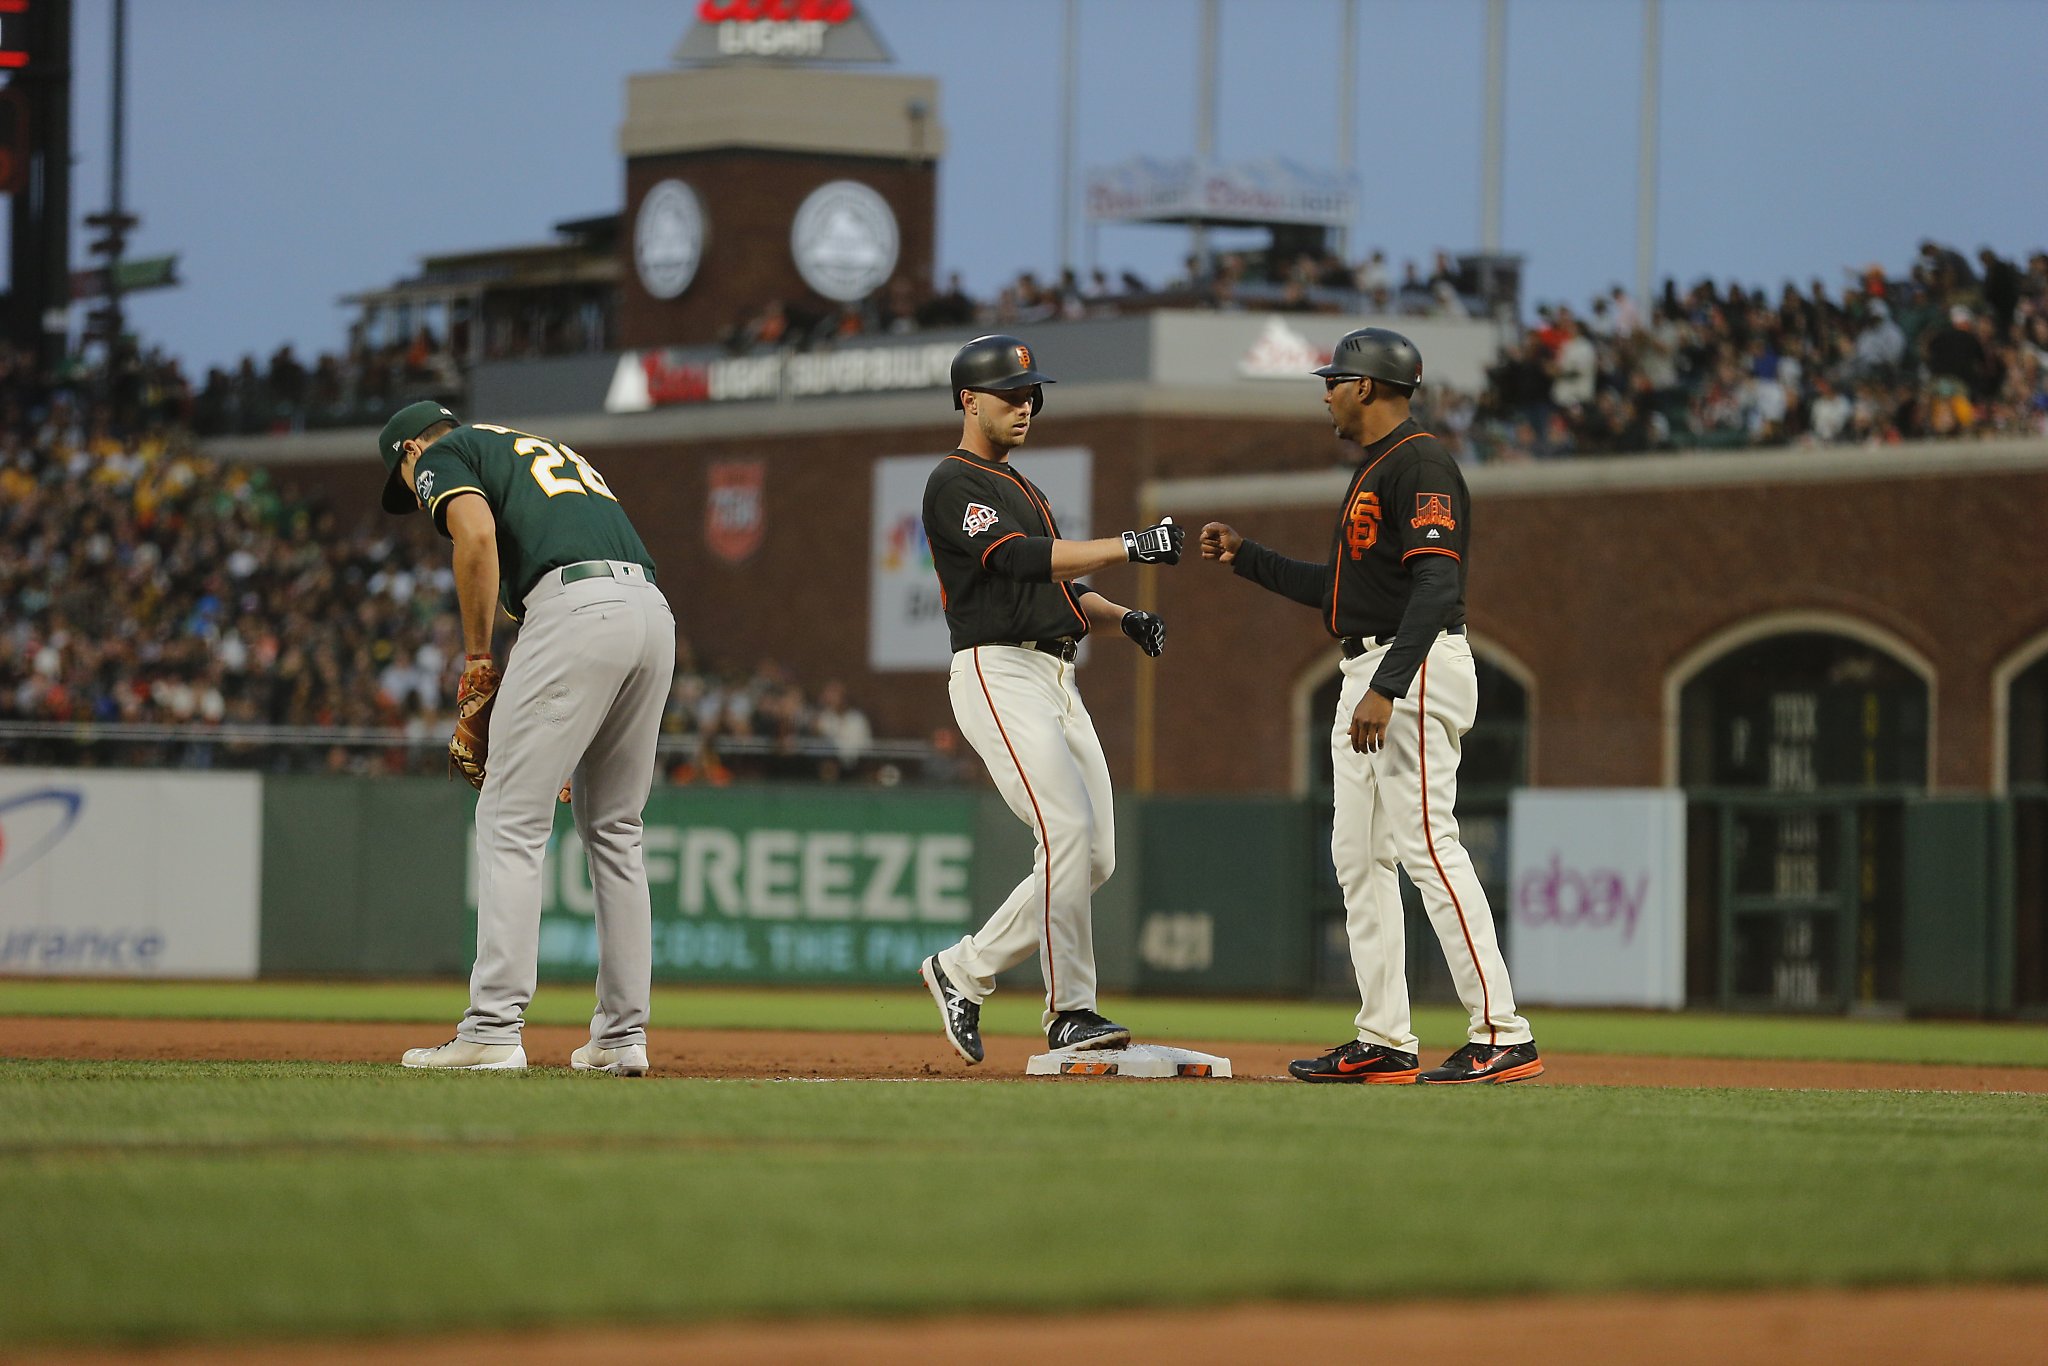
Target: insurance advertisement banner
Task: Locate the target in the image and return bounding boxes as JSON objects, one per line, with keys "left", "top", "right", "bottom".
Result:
{"left": 510, "top": 787, "right": 980, "bottom": 985}
{"left": 0, "top": 768, "right": 262, "bottom": 978}
{"left": 1507, "top": 788, "right": 1687, "bottom": 1008}
{"left": 867, "top": 446, "right": 1092, "bottom": 671}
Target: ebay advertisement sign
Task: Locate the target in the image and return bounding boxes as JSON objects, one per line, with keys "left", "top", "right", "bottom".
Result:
{"left": 1507, "top": 789, "right": 1686, "bottom": 1009}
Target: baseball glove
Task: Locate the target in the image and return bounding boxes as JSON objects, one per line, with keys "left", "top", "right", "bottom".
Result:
{"left": 449, "top": 659, "right": 501, "bottom": 790}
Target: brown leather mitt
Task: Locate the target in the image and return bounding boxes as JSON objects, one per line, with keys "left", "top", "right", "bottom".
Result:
{"left": 449, "top": 660, "right": 501, "bottom": 790}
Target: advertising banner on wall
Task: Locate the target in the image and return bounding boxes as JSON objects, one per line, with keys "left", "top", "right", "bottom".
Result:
{"left": 508, "top": 788, "right": 980, "bottom": 985}
{"left": 606, "top": 340, "right": 960, "bottom": 413}
{"left": 0, "top": 768, "right": 262, "bottom": 977}
{"left": 868, "top": 447, "right": 1092, "bottom": 671}
{"left": 1507, "top": 789, "right": 1686, "bottom": 1009}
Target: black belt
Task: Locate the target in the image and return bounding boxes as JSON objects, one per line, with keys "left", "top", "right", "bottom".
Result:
{"left": 995, "top": 637, "right": 1078, "bottom": 662}
{"left": 559, "top": 560, "right": 655, "bottom": 586}
{"left": 1341, "top": 624, "right": 1464, "bottom": 659}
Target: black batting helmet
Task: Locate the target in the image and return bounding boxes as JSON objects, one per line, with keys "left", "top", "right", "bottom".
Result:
{"left": 1313, "top": 327, "right": 1424, "bottom": 389}
{"left": 952, "top": 334, "right": 1055, "bottom": 415}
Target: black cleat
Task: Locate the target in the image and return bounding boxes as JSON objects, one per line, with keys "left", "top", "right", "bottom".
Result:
{"left": 1046, "top": 1009, "right": 1131, "bottom": 1052}
{"left": 1417, "top": 1041, "right": 1544, "bottom": 1085}
{"left": 919, "top": 956, "right": 983, "bottom": 1064}
{"left": 1287, "top": 1039, "right": 1420, "bottom": 1084}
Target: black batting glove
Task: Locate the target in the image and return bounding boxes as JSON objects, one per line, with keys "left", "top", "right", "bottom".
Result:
{"left": 1123, "top": 516, "right": 1184, "bottom": 565}
{"left": 1121, "top": 610, "right": 1166, "bottom": 657}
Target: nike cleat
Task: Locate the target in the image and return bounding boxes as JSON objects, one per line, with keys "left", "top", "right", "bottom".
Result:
{"left": 1287, "top": 1039, "right": 1420, "bottom": 1084}
{"left": 1417, "top": 1041, "right": 1544, "bottom": 1085}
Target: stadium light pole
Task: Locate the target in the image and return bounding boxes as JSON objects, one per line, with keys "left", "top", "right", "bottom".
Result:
{"left": 1336, "top": 0, "right": 1357, "bottom": 261}
{"left": 1058, "top": 0, "right": 1077, "bottom": 274}
{"left": 107, "top": 0, "right": 126, "bottom": 345}
{"left": 1480, "top": 0, "right": 1505, "bottom": 257}
{"left": 1636, "top": 0, "right": 1662, "bottom": 311}
{"left": 1192, "top": 0, "right": 1218, "bottom": 269}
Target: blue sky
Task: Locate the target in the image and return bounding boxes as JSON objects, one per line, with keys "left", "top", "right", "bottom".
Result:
{"left": 51, "top": 0, "right": 2048, "bottom": 373}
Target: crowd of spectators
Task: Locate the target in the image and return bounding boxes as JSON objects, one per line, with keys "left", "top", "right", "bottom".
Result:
{"left": 207, "top": 234, "right": 2035, "bottom": 464}
{"left": 1469, "top": 241, "right": 2048, "bottom": 459}
{"left": 12, "top": 236, "right": 2048, "bottom": 769}
{"left": 0, "top": 344, "right": 911, "bottom": 781}
{"left": 190, "top": 325, "right": 463, "bottom": 439}
{"left": 717, "top": 246, "right": 1487, "bottom": 355}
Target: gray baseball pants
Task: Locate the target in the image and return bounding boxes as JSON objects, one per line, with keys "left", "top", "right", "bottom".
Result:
{"left": 460, "top": 561, "right": 674, "bottom": 1049}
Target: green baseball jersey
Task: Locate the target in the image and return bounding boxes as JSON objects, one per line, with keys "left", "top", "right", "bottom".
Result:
{"left": 411, "top": 423, "right": 655, "bottom": 618}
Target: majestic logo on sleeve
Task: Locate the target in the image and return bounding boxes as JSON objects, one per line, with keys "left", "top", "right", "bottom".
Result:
{"left": 414, "top": 470, "right": 435, "bottom": 504}
{"left": 1411, "top": 493, "right": 1457, "bottom": 532}
{"left": 962, "top": 502, "right": 1001, "bottom": 536}
{"left": 1345, "top": 491, "right": 1381, "bottom": 559}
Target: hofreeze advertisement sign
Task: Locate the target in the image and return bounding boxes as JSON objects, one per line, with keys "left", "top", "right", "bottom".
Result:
{"left": 500, "top": 788, "right": 978, "bottom": 985}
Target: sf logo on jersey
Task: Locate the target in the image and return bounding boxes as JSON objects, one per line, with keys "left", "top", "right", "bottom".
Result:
{"left": 962, "top": 502, "right": 1001, "bottom": 536}
{"left": 1346, "top": 491, "right": 1381, "bottom": 559}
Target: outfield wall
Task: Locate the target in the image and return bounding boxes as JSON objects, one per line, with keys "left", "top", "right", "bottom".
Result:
{"left": 0, "top": 769, "right": 2038, "bottom": 1017}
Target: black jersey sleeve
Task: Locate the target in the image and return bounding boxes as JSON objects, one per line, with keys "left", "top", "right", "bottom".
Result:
{"left": 1232, "top": 538, "right": 1326, "bottom": 609}
{"left": 1389, "top": 454, "right": 1469, "bottom": 565}
{"left": 1367, "top": 553, "right": 1459, "bottom": 699}
{"left": 983, "top": 535, "right": 1055, "bottom": 582}
{"left": 928, "top": 468, "right": 1052, "bottom": 581}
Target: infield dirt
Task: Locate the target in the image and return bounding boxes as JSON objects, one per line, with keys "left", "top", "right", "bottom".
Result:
{"left": 13, "top": 1286, "right": 2048, "bottom": 1365}
{"left": 8, "top": 1014, "right": 2047, "bottom": 1091}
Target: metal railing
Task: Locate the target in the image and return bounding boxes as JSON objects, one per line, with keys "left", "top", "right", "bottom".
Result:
{"left": 0, "top": 720, "right": 953, "bottom": 785}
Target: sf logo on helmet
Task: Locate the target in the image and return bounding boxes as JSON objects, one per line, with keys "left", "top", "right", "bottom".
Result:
{"left": 1014, "top": 345, "right": 1032, "bottom": 370}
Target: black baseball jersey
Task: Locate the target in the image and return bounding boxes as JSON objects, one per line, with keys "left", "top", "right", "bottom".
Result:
{"left": 924, "top": 449, "right": 1092, "bottom": 652}
{"left": 1233, "top": 419, "right": 1469, "bottom": 639}
{"left": 413, "top": 423, "right": 656, "bottom": 618}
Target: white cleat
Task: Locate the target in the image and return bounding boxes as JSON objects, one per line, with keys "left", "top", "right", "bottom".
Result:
{"left": 401, "top": 1039, "right": 527, "bottom": 1071}
{"left": 570, "top": 1041, "right": 649, "bottom": 1077}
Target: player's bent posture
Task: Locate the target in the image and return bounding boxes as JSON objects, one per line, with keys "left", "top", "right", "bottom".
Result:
{"left": 917, "top": 335, "right": 1183, "bottom": 1064}
{"left": 1200, "top": 329, "right": 1542, "bottom": 1085}
{"left": 374, "top": 401, "right": 674, "bottom": 1075}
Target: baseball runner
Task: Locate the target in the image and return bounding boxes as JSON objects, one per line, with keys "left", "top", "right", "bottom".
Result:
{"left": 916, "top": 335, "right": 1183, "bottom": 1064}
{"left": 374, "top": 400, "right": 675, "bottom": 1075}
{"left": 1200, "top": 329, "right": 1541, "bottom": 1085}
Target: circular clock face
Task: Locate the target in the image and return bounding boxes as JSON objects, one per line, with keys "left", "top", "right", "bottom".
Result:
{"left": 635, "top": 179, "right": 707, "bottom": 300}
{"left": 790, "top": 179, "right": 899, "bottom": 302}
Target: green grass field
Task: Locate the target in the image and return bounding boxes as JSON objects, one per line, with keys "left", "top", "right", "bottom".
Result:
{"left": 3, "top": 980, "right": 2047, "bottom": 1349}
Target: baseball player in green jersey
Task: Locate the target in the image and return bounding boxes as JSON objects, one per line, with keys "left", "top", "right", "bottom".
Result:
{"left": 374, "top": 401, "right": 675, "bottom": 1075}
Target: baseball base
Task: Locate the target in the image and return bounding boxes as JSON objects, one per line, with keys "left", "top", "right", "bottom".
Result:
{"left": 1025, "top": 1043, "right": 1232, "bottom": 1079}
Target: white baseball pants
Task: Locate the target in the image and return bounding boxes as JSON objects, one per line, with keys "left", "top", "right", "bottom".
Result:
{"left": 1332, "top": 631, "right": 1530, "bottom": 1053}
{"left": 935, "top": 645, "right": 1114, "bottom": 1029}
{"left": 462, "top": 563, "right": 674, "bottom": 1051}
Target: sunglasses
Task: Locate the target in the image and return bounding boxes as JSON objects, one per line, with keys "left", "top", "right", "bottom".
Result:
{"left": 1323, "top": 376, "right": 1364, "bottom": 392}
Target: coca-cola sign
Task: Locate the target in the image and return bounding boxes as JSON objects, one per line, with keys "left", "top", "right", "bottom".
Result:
{"left": 674, "top": 0, "right": 892, "bottom": 64}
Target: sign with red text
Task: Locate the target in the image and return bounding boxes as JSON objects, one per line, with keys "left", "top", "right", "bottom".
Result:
{"left": 673, "top": 1, "right": 892, "bottom": 64}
